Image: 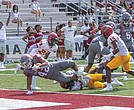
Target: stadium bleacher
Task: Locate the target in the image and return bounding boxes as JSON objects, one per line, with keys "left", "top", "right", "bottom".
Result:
{"left": 0, "top": 0, "right": 77, "bottom": 37}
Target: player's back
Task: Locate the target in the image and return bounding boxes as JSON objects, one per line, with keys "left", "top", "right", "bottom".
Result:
{"left": 107, "top": 33, "right": 129, "bottom": 56}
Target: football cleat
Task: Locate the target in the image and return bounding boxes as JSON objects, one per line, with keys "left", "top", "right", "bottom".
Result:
{"left": 111, "top": 78, "right": 124, "bottom": 86}
{"left": 32, "top": 86, "right": 41, "bottom": 90}
{"left": 122, "top": 76, "right": 129, "bottom": 81}
{"left": 53, "top": 80, "right": 57, "bottom": 84}
{"left": 26, "top": 90, "right": 33, "bottom": 95}
{"left": 101, "top": 85, "right": 113, "bottom": 91}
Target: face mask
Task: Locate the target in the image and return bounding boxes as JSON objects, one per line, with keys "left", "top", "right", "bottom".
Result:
{"left": 14, "top": 10, "right": 17, "bottom": 13}
{"left": 123, "top": 21, "right": 130, "bottom": 27}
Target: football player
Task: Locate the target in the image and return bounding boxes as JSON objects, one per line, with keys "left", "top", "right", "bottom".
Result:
{"left": 19, "top": 54, "right": 85, "bottom": 95}
{"left": 116, "top": 12, "right": 134, "bottom": 80}
{"left": 100, "top": 25, "right": 134, "bottom": 91}
{"left": 15, "top": 32, "right": 59, "bottom": 90}
{"left": 60, "top": 66, "right": 126, "bottom": 91}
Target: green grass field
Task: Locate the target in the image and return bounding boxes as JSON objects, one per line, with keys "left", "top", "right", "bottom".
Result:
{"left": 0, "top": 60, "right": 134, "bottom": 96}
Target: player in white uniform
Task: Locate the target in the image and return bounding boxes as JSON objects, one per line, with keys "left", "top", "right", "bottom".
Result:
{"left": 15, "top": 32, "right": 58, "bottom": 90}
{"left": 29, "top": 32, "right": 58, "bottom": 90}
{"left": 27, "top": 32, "right": 58, "bottom": 59}
{"left": 100, "top": 25, "right": 134, "bottom": 91}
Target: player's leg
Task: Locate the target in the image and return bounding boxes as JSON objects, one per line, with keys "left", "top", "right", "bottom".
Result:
{"left": 26, "top": 75, "right": 33, "bottom": 95}
{"left": 84, "top": 44, "right": 96, "bottom": 73}
{"left": 54, "top": 60, "right": 78, "bottom": 71}
{"left": 27, "top": 44, "right": 37, "bottom": 54}
{"left": 102, "top": 56, "right": 123, "bottom": 91}
{"left": 31, "top": 76, "right": 41, "bottom": 90}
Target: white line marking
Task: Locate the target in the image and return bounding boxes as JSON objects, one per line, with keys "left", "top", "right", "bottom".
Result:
{"left": 0, "top": 98, "right": 70, "bottom": 110}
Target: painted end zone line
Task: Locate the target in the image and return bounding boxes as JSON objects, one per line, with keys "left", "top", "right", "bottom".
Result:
{"left": 0, "top": 98, "right": 70, "bottom": 110}
{"left": 0, "top": 90, "right": 134, "bottom": 110}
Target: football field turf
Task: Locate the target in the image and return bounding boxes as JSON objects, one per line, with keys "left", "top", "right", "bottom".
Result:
{"left": 0, "top": 60, "right": 134, "bottom": 109}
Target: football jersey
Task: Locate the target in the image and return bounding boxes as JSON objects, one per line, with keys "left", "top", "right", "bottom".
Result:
{"left": 117, "top": 22, "right": 134, "bottom": 45}
{"left": 30, "top": 39, "right": 51, "bottom": 56}
{"left": 107, "top": 33, "right": 129, "bottom": 56}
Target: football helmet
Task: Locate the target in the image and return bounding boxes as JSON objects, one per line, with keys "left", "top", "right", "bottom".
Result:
{"left": 60, "top": 81, "right": 74, "bottom": 89}
{"left": 101, "top": 25, "right": 113, "bottom": 39}
{"left": 20, "top": 54, "right": 33, "bottom": 68}
{"left": 47, "top": 32, "right": 58, "bottom": 46}
{"left": 106, "top": 21, "right": 116, "bottom": 30}
{"left": 122, "top": 12, "right": 132, "bottom": 27}
{"left": 60, "top": 80, "right": 82, "bottom": 91}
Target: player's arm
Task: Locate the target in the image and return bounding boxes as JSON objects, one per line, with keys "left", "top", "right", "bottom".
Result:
{"left": 132, "top": 32, "right": 134, "bottom": 38}
{"left": 102, "top": 38, "right": 119, "bottom": 61}
{"left": 81, "top": 29, "right": 89, "bottom": 37}
{"left": 33, "top": 56, "right": 49, "bottom": 70}
{"left": 43, "top": 52, "right": 50, "bottom": 59}
{"left": 74, "top": 30, "right": 77, "bottom": 37}
{"left": 111, "top": 39, "right": 119, "bottom": 55}
{"left": 22, "top": 34, "right": 29, "bottom": 43}
{"left": 42, "top": 31, "right": 50, "bottom": 34}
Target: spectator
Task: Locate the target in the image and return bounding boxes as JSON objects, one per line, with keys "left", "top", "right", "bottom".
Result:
{"left": 82, "top": 22, "right": 97, "bottom": 60}
{"left": 34, "top": 24, "right": 49, "bottom": 43}
{"left": 86, "top": 8, "right": 94, "bottom": 23}
{"left": 56, "top": 23, "right": 66, "bottom": 62}
{"left": 51, "top": 0, "right": 57, "bottom": 7}
{"left": 129, "top": 2, "right": 134, "bottom": 15}
{"left": 22, "top": 26, "right": 35, "bottom": 50}
{"left": 61, "top": 20, "right": 77, "bottom": 60}
{"left": 119, "top": 0, "right": 128, "bottom": 8}
{"left": 31, "top": 0, "right": 42, "bottom": 21}
{"left": 11, "top": 5, "right": 23, "bottom": 31}
{"left": 0, "top": 12, "right": 10, "bottom": 68}
{"left": 2, "top": 0, "right": 12, "bottom": 12}
{"left": 77, "top": 9, "right": 86, "bottom": 28}
{"left": 132, "top": 2, "right": 134, "bottom": 16}
{"left": 80, "top": 19, "right": 90, "bottom": 59}
{"left": 87, "top": 22, "right": 96, "bottom": 45}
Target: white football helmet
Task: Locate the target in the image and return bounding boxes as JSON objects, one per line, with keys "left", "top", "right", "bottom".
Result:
{"left": 20, "top": 54, "right": 33, "bottom": 69}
